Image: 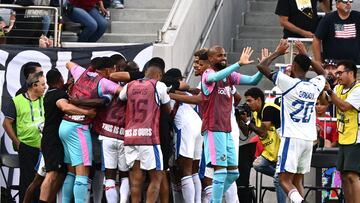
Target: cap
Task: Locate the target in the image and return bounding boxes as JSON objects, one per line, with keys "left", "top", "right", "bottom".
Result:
{"left": 164, "top": 68, "right": 184, "bottom": 80}
{"left": 143, "top": 57, "right": 165, "bottom": 72}
{"left": 323, "top": 59, "right": 337, "bottom": 68}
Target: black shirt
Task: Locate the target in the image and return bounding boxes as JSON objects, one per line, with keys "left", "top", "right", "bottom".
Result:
{"left": 315, "top": 11, "right": 360, "bottom": 63}
{"left": 262, "top": 105, "right": 281, "bottom": 129}
{"left": 15, "top": 84, "right": 27, "bottom": 96}
{"left": 275, "top": 0, "right": 320, "bottom": 38}
{"left": 42, "top": 88, "right": 68, "bottom": 138}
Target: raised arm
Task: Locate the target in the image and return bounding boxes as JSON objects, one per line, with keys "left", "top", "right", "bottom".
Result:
{"left": 257, "top": 40, "right": 289, "bottom": 80}
{"left": 294, "top": 40, "right": 326, "bottom": 76}
{"left": 206, "top": 47, "right": 254, "bottom": 82}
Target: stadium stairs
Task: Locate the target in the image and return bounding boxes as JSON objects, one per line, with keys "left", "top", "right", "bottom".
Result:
{"left": 61, "top": 0, "right": 174, "bottom": 43}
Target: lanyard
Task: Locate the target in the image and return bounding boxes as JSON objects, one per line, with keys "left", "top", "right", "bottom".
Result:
{"left": 26, "top": 93, "right": 43, "bottom": 122}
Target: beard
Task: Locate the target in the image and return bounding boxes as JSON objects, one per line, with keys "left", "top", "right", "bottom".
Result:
{"left": 214, "top": 62, "right": 227, "bottom": 70}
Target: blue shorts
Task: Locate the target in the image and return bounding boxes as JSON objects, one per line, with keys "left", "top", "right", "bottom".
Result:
{"left": 59, "top": 120, "right": 93, "bottom": 167}
{"left": 203, "top": 130, "right": 237, "bottom": 167}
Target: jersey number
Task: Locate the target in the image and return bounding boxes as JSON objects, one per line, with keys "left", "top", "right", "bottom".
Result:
{"left": 131, "top": 99, "right": 148, "bottom": 123}
{"left": 289, "top": 100, "right": 315, "bottom": 123}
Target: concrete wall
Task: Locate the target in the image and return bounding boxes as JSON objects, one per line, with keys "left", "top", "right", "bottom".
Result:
{"left": 153, "top": 0, "right": 246, "bottom": 78}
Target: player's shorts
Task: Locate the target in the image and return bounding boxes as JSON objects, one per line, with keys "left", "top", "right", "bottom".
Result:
{"left": 174, "top": 125, "right": 203, "bottom": 160}
{"left": 41, "top": 131, "right": 66, "bottom": 173}
{"left": 35, "top": 153, "right": 46, "bottom": 177}
{"left": 125, "top": 145, "right": 163, "bottom": 171}
{"left": 102, "top": 137, "right": 128, "bottom": 172}
{"left": 203, "top": 131, "right": 237, "bottom": 167}
{"left": 276, "top": 137, "right": 313, "bottom": 174}
{"left": 59, "top": 120, "right": 93, "bottom": 167}
{"left": 337, "top": 143, "right": 360, "bottom": 173}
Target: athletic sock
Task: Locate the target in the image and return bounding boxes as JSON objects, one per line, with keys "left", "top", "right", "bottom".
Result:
{"left": 62, "top": 172, "right": 75, "bottom": 203}
{"left": 225, "top": 182, "right": 239, "bottom": 203}
{"left": 181, "top": 175, "right": 195, "bottom": 202}
{"left": 212, "top": 168, "right": 227, "bottom": 203}
{"left": 223, "top": 169, "right": 239, "bottom": 192}
{"left": 119, "top": 177, "right": 130, "bottom": 203}
{"left": 73, "top": 176, "right": 89, "bottom": 203}
{"left": 288, "top": 189, "right": 304, "bottom": 203}
{"left": 192, "top": 173, "right": 202, "bottom": 203}
{"left": 105, "top": 179, "right": 118, "bottom": 203}
{"left": 92, "top": 170, "right": 104, "bottom": 203}
{"left": 171, "top": 183, "right": 184, "bottom": 203}
{"left": 203, "top": 185, "right": 212, "bottom": 203}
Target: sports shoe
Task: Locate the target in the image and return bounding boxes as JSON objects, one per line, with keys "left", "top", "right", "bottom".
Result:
{"left": 112, "top": 1, "right": 124, "bottom": 9}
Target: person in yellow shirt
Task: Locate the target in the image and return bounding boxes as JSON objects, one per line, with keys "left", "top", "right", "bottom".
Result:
{"left": 239, "top": 87, "right": 286, "bottom": 203}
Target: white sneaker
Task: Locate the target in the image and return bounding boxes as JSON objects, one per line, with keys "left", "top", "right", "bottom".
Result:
{"left": 112, "top": 1, "right": 124, "bottom": 9}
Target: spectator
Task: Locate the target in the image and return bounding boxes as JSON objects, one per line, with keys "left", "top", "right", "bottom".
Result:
{"left": 315, "top": 99, "right": 339, "bottom": 148}
{"left": 16, "top": 62, "right": 43, "bottom": 96}
{"left": 325, "top": 60, "right": 360, "bottom": 203}
{"left": 2, "top": 71, "right": 46, "bottom": 203}
{"left": 275, "top": 0, "right": 330, "bottom": 62}
{"left": 64, "top": 0, "right": 108, "bottom": 42}
{"left": 313, "top": 0, "right": 360, "bottom": 64}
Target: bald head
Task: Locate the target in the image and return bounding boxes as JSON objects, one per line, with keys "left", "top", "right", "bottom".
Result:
{"left": 208, "top": 45, "right": 227, "bottom": 70}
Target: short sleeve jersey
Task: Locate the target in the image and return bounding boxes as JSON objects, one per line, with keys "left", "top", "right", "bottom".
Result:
{"left": 273, "top": 71, "right": 325, "bottom": 140}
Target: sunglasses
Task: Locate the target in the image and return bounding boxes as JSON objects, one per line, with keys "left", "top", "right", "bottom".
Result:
{"left": 339, "top": 0, "right": 353, "bottom": 3}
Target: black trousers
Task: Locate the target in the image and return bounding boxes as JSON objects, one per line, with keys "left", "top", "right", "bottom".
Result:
{"left": 18, "top": 142, "right": 40, "bottom": 203}
{"left": 237, "top": 142, "right": 257, "bottom": 203}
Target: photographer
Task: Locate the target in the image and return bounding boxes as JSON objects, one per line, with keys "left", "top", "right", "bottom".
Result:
{"left": 238, "top": 87, "right": 286, "bottom": 203}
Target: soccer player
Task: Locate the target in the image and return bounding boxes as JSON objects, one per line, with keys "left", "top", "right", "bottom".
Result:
{"left": 201, "top": 46, "right": 254, "bottom": 203}
{"left": 257, "top": 40, "right": 326, "bottom": 203}
{"left": 119, "top": 63, "right": 171, "bottom": 203}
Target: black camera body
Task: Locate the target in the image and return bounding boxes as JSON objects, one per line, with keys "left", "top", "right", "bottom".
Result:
{"left": 235, "top": 103, "right": 252, "bottom": 117}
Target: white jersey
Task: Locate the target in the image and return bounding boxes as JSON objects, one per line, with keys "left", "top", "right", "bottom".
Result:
{"left": 274, "top": 71, "right": 325, "bottom": 141}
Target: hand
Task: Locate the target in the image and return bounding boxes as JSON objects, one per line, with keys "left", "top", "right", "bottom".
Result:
{"left": 275, "top": 39, "right": 289, "bottom": 56}
{"left": 303, "top": 31, "right": 314, "bottom": 38}
{"left": 15, "top": 140, "right": 20, "bottom": 150}
{"left": 99, "top": 7, "right": 108, "bottom": 16}
{"left": 258, "top": 48, "right": 271, "bottom": 62}
{"left": 324, "top": 82, "right": 331, "bottom": 91}
{"left": 294, "top": 40, "right": 307, "bottom": 55}
{"left": 86, "top": 108, "right": 97, "bottom": 118}
{"left": 238, "top": 46, "right": 254, "bottom": 65}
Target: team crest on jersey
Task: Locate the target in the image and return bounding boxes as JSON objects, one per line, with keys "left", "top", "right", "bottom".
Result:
{"left": 218, "top": 86, "right": 231, "bottom": 97}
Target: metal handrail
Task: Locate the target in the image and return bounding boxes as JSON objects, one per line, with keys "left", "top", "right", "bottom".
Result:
{"left": 0, "top": 4, "right": 59, "bottom": 47}
{"left": 185, "top": 0, "right": 224, "bottom": 83}
{"left": 156, "top": 0, "right": 182, "bottom": 43}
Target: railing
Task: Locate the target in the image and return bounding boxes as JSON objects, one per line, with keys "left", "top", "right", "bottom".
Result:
{"left": 185, "top": 0, "right": 224, "bottom": 83}
{"left": 156, "top": 0, "right": 182, "bottom": 43}
{"left": 0, "top": 4, "right": 59, "bottom": 47}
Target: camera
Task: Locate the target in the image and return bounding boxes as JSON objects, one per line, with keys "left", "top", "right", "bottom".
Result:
{"left": 326, "top": 74, "right": 336, "bottom": 85}
{"left": 235, "top": 103, "right": 251, "bottom": 117}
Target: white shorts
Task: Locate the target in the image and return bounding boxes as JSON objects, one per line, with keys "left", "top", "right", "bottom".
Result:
{"left": 102, "top": 137, "right": 128, "bottom": 172}
{"left": 204, "top": 166, "right": 214, "bottom": 179}
{"left": 36, "top": 154, "right": 46, "bottom": 177}
{"left": 125, "top": 145, "right": 163, "bottom": 171}
{"left": 174, "top": 125, "right": 203, "bottom": 160}
{"left": 276, "top": 137, "right": 313, "bottom": 174}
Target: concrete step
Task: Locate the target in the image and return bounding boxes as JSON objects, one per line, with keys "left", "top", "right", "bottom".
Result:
{"left": 99, "top": 33, "right": 157, "bottom": 43}
{"left": 249, "top": 1, "right": 277, "bottom": 12}
{"left": 109, "top": 8, "right": 170, "bottom": 21}
{"left": 111, "top": 21, "right": 163, "bottom": 34}
{"left": 238, "top": 25, "right": 283, "bottom": 38}
{"left": 125, "top": 0, "right": 174, "bottom": 9}
{"left": 244, "top": 12, "right": 279, "bottom": 26}
{"left": 61, "top": 31, "right": 78, "bottom": 42}
{"left": 232, "top": 38, "right": 280, "bottom": 53}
